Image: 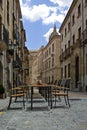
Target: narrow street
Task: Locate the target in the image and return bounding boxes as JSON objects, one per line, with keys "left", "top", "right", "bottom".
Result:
{"left": 0, "top": 92, "right": 87, "bottom": 130}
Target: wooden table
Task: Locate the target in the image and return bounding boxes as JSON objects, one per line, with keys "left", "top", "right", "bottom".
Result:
{"left": 28, "top": 84, "right": 54, "bottom": 110}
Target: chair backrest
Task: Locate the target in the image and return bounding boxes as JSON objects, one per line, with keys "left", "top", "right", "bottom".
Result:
{"left": 60, "top": 79, "right": 66, "bottom": 87}
{"left": 57, "top": 79, "right": 62, "bottom": 86}
{"left": 50, "top": 80, "right": 54, "bottom": 84}
{"left": 65, "top": 79, "right": 71, "bottom": 88}
{"left": 54, "top": 80, "right": 57, "bottom": 85}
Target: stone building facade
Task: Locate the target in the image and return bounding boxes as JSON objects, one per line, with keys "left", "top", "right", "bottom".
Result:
{"left": 42, "top": 25, "right": 61, "bottom": 84}
{"left": 0, "top": 0, "right": 29, "bottom": 97}
{"left": 29, "top": 50, "right": 38, "bottom": 84}
{"left": 59, "top": 0, "right": 87, "bottom": 91}
{"left": 32, "top": 46, "right": 44, "bottom": 84}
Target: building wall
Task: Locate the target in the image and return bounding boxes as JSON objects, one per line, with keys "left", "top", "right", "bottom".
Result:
{"left": 42, "top": 25, "right": 60, "bottom": 84}
{"left": 0, "top": 0, "right": 28, "bottom": 97}
{"left": 29, "top": 51, "right": 38, "bottom": 84}
{"left": 59, "top": 0, "right": 87, "bottom": 91}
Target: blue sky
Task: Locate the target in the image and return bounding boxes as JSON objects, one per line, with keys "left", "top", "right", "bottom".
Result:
{"left": 20, "top": 0, "right": 73, "bottom": 50}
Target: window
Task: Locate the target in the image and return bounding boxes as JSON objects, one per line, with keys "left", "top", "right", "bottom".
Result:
{"left": 49, "top": 59, "right": 50, "bottom": 68}
{"left": 72, "top": 35, "right": 75, "bottom": 44}
{"left": 72, "top": 14, "right": 75, "bottom": 26}
{"left": 78, "top": 4, "right": 81, "bottom": 18}
{"left": 47, "top": 50, "right": 48, "bottom": 57}
{"left": 86, "top": 54, "right": 87, "bottom": 74}
{"left": 49, "top": 47, "right": 51, "bottom": 54}
{"left": 86, "top": 19, "right": 87, "bottom": 29}
{"left": 68, "top": 22, "right": 70, "bottom": 32}
{"left": 78, "top": 27, "right": 81, "bottom": 39}
{"left": 65, "top": 28, "right": 67, "bottom": 36}
{"left": 61, "top": 34, "right": 63, "bottom": 41}
{"left": 52, "top": 56, "right": 54, "bottom": 67}
{"left": 61, "top": 68, "right": 63, "bottom": 78}
{"left": 7, "top": 0, "right": 9, "bottom": 24}
{"left": 65, "top": 65, "right": 67, "bottom": 78}
{"left": 45, "top": 52, "right": 46, "bottom": 58}
{"left": 68, "top": 40, "right": 70, "bottom": 48}
{"left": 52, "top": 43, "right": 54, "bottom": 52}
{"left": 65, "top": 44, "right": 66, "bottom": 51}
{"left": 68, "top": 63, "right": 70, "bottom": 77}
{"left": 0, "top": 16, "right": 2, "bottom": 39}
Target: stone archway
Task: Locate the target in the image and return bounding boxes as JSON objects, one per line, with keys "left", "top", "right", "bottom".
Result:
{"left": 0, "top": 61, "right": 3, "bottom": 84}
{"left": 75, "top": 56, "right": 79, "bottom": 88}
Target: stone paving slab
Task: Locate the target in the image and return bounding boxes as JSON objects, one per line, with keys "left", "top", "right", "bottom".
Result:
{"left": 0, "top": 92, "right": 87, "bottom": 130}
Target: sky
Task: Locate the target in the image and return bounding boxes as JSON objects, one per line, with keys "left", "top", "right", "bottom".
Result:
{"left": 19, "top": 0, "right": 73, "bottom": 50}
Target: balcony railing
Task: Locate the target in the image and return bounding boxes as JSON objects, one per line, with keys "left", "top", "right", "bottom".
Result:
{"left": 81, "top": 29, "right": 87, "bottom": 44}
{"left": 13, "top": 53, "right": 22, "bottom": 69}
{"left": 59, "top": 52, "right": 64, "bottom": 62}
{"left": 72, "top": 38, "right": 81, "bottom": 49}
{"left": 0, "top": 24, "right": 9, "bottom": 45}
{"left": 64, "top": 47, "right": 71, "bottom": 58}
{"left": 59, "top": 47, "right": 72, "bottom": 62}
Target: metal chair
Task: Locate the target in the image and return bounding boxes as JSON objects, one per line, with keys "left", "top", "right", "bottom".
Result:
{"left": 7, "top": 80, "right": 27, "bottom": 109}
{"left": 52, "top": 79, "right": 71, "bottom": 107}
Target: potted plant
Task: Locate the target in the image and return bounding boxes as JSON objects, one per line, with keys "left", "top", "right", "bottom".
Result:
{"left": 0, "top": 84, "right": 5, "bottom": 98}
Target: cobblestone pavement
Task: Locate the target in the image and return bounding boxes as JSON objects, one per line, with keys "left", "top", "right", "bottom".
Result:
{"left": 0, "top": 91, "right": 87, "bottom": 130}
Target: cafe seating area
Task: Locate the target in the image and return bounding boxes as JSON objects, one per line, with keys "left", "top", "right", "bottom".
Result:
{"left": 7, "top": 79, "right": 71, "bottom": 110}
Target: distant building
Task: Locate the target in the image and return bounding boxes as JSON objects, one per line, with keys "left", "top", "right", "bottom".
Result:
{"left": 42, "top": 25, "right": 61, "bottom": 83}
{"left": 29, "top": 50, "right": 38, "bottom": 84}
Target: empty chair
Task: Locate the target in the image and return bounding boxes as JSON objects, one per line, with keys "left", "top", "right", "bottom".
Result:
{"left": 52, "top": 79, "right": 71, "bottom": 108}
{"left": 7, "top": 80, "right": 27, "bottom": 109}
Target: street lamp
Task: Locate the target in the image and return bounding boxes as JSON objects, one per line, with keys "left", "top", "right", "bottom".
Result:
{"left": 8, "top": 40, "right": 16, "bottom": 87}
{"left": 8, "top": 40, "right": 15, "bottom": 55}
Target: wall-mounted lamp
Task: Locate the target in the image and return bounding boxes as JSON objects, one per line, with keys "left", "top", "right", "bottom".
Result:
{"left": 8, "top": 40, "right": 15, "bottom": 55}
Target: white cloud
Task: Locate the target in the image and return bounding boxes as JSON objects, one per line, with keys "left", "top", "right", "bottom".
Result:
{"left": 49, "top": 0, "right": 72, "bottom": 8}
{"left": 20, "top": 0, "right": 73, "bottom": 25}
{"left": 20, "top": 3, "right": 56, "bottom": 22}
{"left": 43, "top": 13, "right": 65, "bottom": 25}
{"left": 44, "top": 28, "right": 53, "bottom": 42}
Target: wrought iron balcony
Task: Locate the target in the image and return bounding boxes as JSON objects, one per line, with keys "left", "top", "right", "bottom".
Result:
{"left": 81, "top": 29, "right": 87, "bottom": 44}
{"left": 13, "top": 24, "right": 19, "bottom": 41}
{"left": 59, "top": 53, "right": 64, "bottom": 62}
{"left": 13, "top": 53, "right": 22, "bottom": 69}
{"left": 72, "top": 38, "right": 81, "bottom": 49}
{"left": 0, "top": 24, "right": 9, "bottom": 50}
{"left": 59, "top": 47, "right": 72, "bottom": 62}
{"left": 63, "top": 47, "right": 71, "bottom": 59}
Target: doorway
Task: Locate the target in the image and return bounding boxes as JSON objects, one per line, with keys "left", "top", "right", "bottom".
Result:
{"left": 75, "top": 56, "right": 79, "bottom": 88}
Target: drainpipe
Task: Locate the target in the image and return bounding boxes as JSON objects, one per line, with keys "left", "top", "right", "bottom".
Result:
{"left": 82, "top": 0, "right": 85, "bottom": 91}
{"left": 70, "top": 14, "right": 72, "bottom": 90}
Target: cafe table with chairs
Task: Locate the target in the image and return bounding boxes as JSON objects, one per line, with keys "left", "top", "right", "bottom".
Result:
{"left": 27, "top": 83, "right": 55, "bottom": 110}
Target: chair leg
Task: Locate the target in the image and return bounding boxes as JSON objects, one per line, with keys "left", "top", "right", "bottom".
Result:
{"left": 7, "top": 96, "right": 12, "bottom": 109}
{"left": 67, "top": 95, "right": 70, "bottom": 107}
{"left": 23, "top": 95, "right": 25, "bottom": 108}
{"left": 64, "top": 95, "right": 67, "bottom": 105}
{"left": 15, "top": 97, "right": 17, "bottom": 102}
